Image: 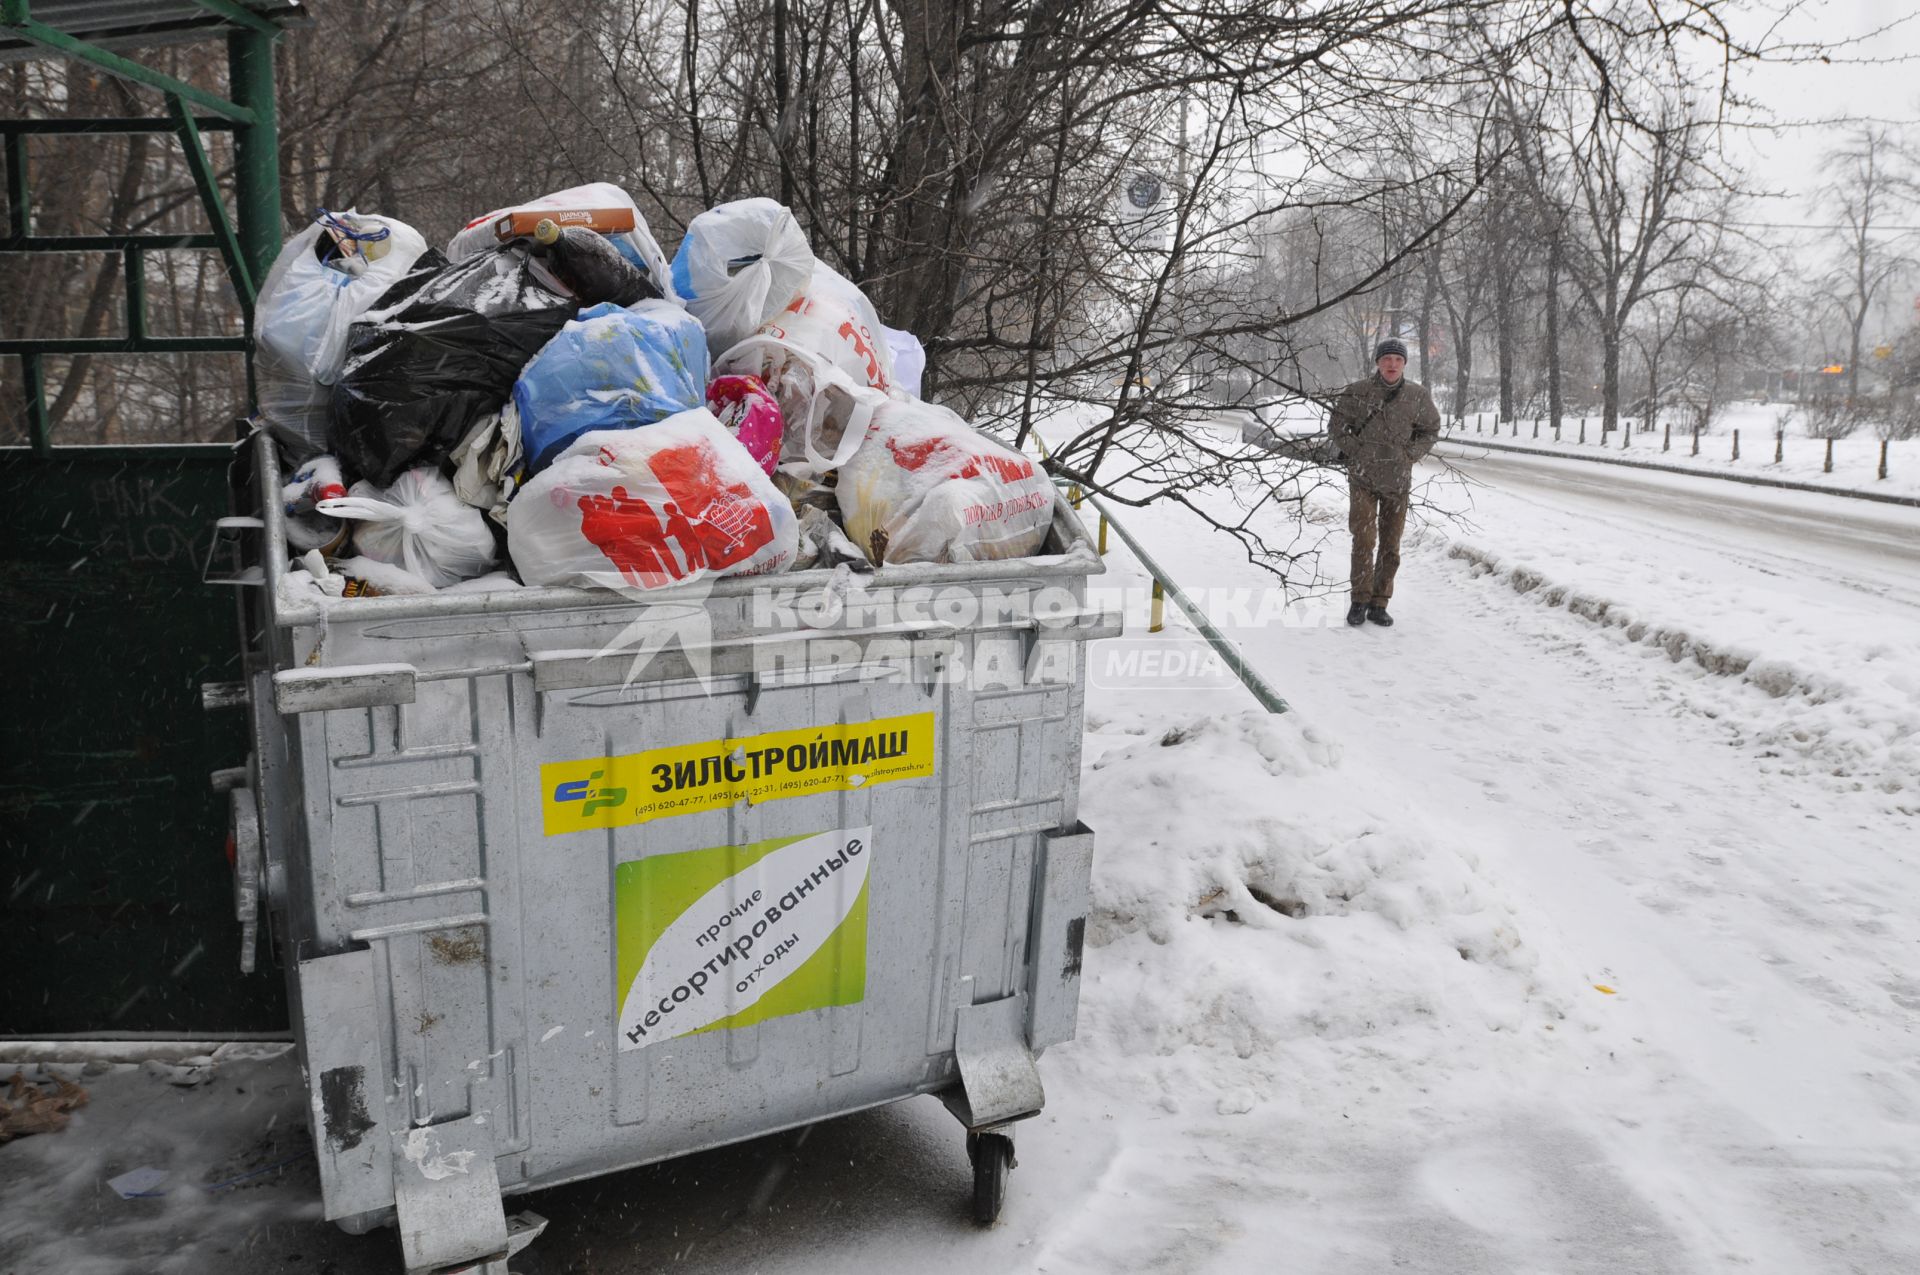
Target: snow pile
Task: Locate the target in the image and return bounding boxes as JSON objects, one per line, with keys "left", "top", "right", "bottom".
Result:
{"left": 1071, "top": 707, "right": 1589, "bottom": 1109}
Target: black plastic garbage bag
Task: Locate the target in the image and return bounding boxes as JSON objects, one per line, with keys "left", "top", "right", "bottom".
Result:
{"left": 329, "top": 246, "right": 577, "bottom": 485}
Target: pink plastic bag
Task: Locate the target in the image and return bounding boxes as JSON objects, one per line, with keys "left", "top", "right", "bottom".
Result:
{"left": 706, "top": 374, "right": 783, "bottom": 476}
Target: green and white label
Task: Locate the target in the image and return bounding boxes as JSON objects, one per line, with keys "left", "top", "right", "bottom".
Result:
{"left": 614, "top": 826, "right": 871, "bottom": 1051}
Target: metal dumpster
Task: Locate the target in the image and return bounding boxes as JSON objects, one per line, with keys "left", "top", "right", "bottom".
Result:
{"left": 218, "top": 432, "right": 1117, "bottom": 1272}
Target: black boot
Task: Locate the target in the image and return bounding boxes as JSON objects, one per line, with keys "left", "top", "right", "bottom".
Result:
{"left": 1346, "top": 602, "right": 1368, "bottom": 627}
{"left": 1366, "top": 605, "right": 1394, "bottom": 627}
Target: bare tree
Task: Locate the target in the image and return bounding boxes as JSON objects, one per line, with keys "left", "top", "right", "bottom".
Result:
{"left": 1813, "top": 126, "right": 1915, "bottom": 406}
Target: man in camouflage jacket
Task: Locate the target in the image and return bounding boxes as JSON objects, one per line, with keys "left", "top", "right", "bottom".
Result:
{"left": 1328, "top": 338, "right": 1441, "bottom": 627}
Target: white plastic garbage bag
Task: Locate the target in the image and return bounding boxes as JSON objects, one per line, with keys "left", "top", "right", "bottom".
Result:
{"left": 837, "top": 399, "right": 1054, "bottom": 565}
{"left": 712, "top": 265, "right": 898, "bottom": 478}
{"left": 255, "top": 210, "right": 428, "bottom": 446}
{"left": 448, "top": 182, "right": 676, "bottom": 303}
{"left": 258, "top": 210, "right": 430, "bottom": 382}
{"left": 774, "top": 263, "right": 894, "bottom": 391}
{"left": 318, "top": 467, "right": 498, "bottom": 589}
{"left": 714, "top": 334, "right": 887, "bottom": 478}
{"left": 671, "top": 198, "right": 815, "bottom": 352}
{"left": 881, "top": 325, "right": 926, "bottom": 398}
{"left": 509, "top": 408, "right": 799, "bottom": 590}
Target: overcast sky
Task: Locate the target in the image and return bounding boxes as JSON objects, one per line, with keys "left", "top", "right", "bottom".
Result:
{"left": 1729, "top": 0, "right": 1920, "bottom": 220}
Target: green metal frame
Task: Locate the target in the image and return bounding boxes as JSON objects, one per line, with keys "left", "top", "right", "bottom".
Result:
{"left": 0, "top": 0, "right": 284, "bottom": 454}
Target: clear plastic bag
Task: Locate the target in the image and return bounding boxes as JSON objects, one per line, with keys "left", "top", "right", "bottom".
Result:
{"left": 837, "top": 399, "right": 1054, "bottom": 565}
{"left": 508, "top": 409, "right": 799, "bottom": 591}
{"left": 317, "top": 467, "right": 499, "bottom": 589}
{"left": 670, "top": 199, "right": 814, "bottom": 352}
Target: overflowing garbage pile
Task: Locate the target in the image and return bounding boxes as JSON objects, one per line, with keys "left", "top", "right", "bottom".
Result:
{"left": 256, "top": 185, "right": 1055, "bottom": 598}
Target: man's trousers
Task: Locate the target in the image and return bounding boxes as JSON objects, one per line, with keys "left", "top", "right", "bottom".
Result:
{"left": 1349, "top": 485, "right": 1409, "bottom": 607}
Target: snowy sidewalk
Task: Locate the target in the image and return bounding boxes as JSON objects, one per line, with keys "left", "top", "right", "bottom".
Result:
{"left": 1052, "top": 457, "right": 1920, "bottom": 1271}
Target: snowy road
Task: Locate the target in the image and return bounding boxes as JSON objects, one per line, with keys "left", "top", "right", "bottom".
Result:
{"left": 6, "top": 449, "right": 1918, "bottom": 1273}
{"left": 1436, "top": 444, "right": 1920, "bottom": 610}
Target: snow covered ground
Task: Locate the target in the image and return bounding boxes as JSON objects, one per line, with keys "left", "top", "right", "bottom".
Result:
{"left": 4, "top": 445, "right": 1917, "bottom": 1273}
{"left": 1442, "top": 399, "right": 1919, "bottom": 501}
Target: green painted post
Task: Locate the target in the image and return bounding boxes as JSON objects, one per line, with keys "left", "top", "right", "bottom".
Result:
{"left": 227, "top": 27, "right": 281, "bottom": 292}
{"left": 227, "top": 25, "right": 279, "bottom": 412}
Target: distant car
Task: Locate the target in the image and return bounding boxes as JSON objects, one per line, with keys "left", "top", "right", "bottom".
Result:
{"left": 1222, "top": 406, "right": 1340, "bottom": 464}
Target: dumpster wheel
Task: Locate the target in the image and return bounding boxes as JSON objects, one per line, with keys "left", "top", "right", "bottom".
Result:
{"left": 966, "top": 1131, "right": 1015, "bottom": 1224}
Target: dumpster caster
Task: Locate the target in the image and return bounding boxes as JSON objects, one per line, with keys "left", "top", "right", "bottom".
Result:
{"left": 966, "top": 1131, "right": 1015, "bottom": 1225}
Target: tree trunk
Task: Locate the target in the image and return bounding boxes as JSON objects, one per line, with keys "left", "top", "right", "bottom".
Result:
{"left": 1847, "top": 311, "right": 1864, "bottom": 404}
{"left": 773, "top": 0, "right": 794, "bottom": 207}
{"left": 1417, "top": 270, "right": 1434, "bottom": 385}
{"left": 1494, "top": 248, "right": 1514, "bottom": 423}
{"left": 1600, "top": 277, "right": 1621, "bottom": 434}
{"left": 1452, "top": 332, "right": 1473, "bottom": 421}
{"left": 1601, "top": 325, "right": 1621, "bottom": 435}
{"left": 1546, "top": 239, "right": 1563, "bottom": 432}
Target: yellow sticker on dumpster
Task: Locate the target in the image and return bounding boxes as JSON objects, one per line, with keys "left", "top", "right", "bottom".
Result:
{"left": 614, "top": 826, "right": 870, "bottom": 1051}
{"left": 541, "top": 712, "right": 935, "bottom": 835}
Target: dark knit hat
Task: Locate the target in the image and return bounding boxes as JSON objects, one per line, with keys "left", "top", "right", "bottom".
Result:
{"left": 1374, "top": 338, "right": 1409, "bottom": 362}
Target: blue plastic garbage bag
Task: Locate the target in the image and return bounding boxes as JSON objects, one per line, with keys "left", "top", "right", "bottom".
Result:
{"left": 513, "top": 299, "right": 710, "bottom": 473}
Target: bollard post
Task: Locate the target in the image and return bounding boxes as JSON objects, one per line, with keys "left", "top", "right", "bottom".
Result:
{"left": 1663, "top": 421, "right": 1671, "bottom": 452}
{"left": 1098, "top": 513, "right": 1109, "bottom": 556}
{"left": 1149, "top": 579, "right": 1166, "bottom": 633}
{"left": 1476, "top": 413, "right": 1483, "bottom": 433}
{"left": 1579, "top": 418, "right": 1586, "bottom": 444}
{"left": 1623, "top": 418, "right": 1631, "bottom": 449}
{"left": 1824, "top": 437, "right": 1834, "bottom": 474}
{"left": 1774, "top": 429, "right": 1784, "bottom": 464}
{"left": 1554, "top": 422, "right": 1561, "bottom": 442}
{"left": 1691, "top": 425, "right": 1700, "bottom": 457}
{"left": 1732, "top": 429, "right": 1740, "bottom": 462}
{"left": 1880, "top": 438, "right": 1890, "bottom": 480}
{"left": 1533, "top": 418, "right": 1540, "bottom": 439}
